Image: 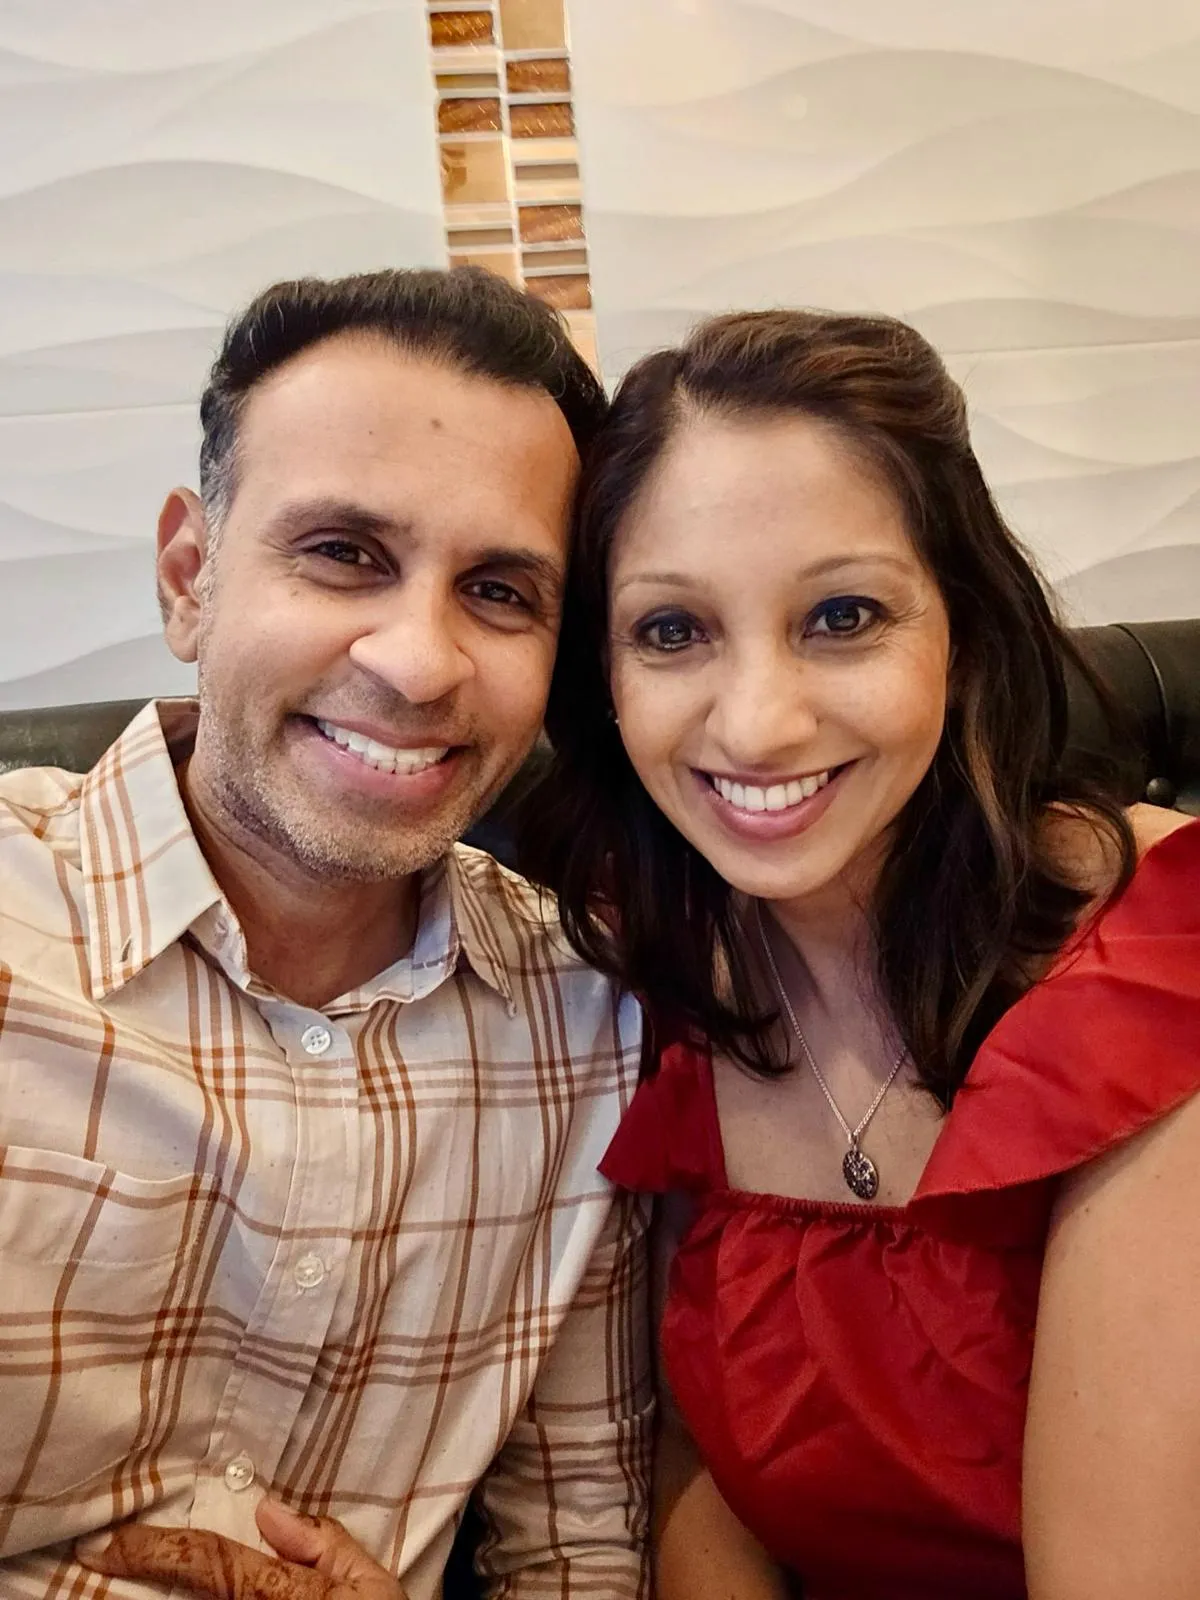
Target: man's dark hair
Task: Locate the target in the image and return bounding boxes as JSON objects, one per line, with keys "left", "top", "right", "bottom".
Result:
{"left": 198, "top": 266, "right": 607, "bottom": 525}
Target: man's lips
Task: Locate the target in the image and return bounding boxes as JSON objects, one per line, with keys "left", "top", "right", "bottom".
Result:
{"left": 305, "top": 715, "right": 463, "bottom": 777}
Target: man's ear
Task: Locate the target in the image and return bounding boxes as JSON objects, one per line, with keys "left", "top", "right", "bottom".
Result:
{"left": 157, "top": 488, "right": 209, "bottom": 664}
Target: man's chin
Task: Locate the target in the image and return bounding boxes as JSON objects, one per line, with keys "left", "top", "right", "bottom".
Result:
{"left": 274, "top": 783, "right": 500, "bottom": 884}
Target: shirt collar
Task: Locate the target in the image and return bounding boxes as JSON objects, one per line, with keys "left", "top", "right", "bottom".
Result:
{"left": 80, "top": 700, "right": 516, "bottom": 1013}
{"left": 80, "top": 700, "right": 223, "bottom": 1000}
{"left": 329, "top": 849, "right": 516, "bottom": 1016}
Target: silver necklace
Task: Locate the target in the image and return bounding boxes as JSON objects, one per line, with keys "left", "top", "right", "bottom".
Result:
{"left": 755, "top": 902, "right": 907, "bottom": 1202}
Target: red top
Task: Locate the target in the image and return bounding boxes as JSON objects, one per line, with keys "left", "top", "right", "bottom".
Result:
{"left": 601, "top": 820, "right": 1200, "bottom": 1600}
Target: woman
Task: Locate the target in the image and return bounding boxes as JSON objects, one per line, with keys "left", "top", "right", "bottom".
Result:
{"left": 520, "top": 309, "right": 1200, "bottom": 1600}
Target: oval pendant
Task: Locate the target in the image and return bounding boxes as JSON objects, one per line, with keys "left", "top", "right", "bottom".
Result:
{"left": 842, "top": 1145, "right": 879, "bottom": 1201}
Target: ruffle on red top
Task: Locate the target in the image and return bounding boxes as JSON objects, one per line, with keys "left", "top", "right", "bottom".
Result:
{"left": 602, "top": 819, "right": 1200, "bottom": 1229}
{"left": 600, "top": 1037, "right": 726, "bottom": 1194}
{"left": 911, "top": 817, "right": 1200, "bottom": 1238}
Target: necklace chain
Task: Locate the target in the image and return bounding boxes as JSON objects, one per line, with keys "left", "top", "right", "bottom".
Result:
{"left": 755, "top": 902, "right": 907, "bottom": 1152}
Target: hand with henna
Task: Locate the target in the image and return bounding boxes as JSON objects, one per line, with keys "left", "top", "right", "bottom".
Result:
{"left": 76, "top": 1497, "right": 408, "bottom": 1599}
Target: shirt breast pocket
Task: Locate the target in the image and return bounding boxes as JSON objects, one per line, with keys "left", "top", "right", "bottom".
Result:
{"left": 0, "top": 1143, "right": 213, "bottom": 1508}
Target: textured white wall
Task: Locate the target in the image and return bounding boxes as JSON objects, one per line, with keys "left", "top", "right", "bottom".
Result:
{"left": 0, "top": 0, "right": 446, "bottom": 709}
{"left": 567, "top": 0, "right": 1200, "bottom": 622}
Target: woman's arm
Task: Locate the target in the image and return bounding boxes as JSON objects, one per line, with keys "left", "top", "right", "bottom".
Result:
{"left": 1024, "top": 1087, "right": 1200, "bottom": 1600}
{"left": 651, "top": 1192, "right": 791, "bottom": 1600}
{"left": 654, "top": 1407, "right": 791, "bottom": 1600}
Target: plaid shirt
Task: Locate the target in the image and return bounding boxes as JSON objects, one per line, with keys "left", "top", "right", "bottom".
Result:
{"left": 0, "top": 702, "right": 650, "bottom": 1600}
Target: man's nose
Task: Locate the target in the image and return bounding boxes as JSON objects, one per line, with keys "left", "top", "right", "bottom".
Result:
{"left": 347, "top": 586, "right": 474, "bottom": 706}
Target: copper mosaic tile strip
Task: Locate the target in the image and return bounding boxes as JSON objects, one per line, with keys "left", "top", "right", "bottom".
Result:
{"left": 439, "top": 138, "right": 510, "bottom": 205}
{"left": 430, "top": 10, "right": 494, "bottom": 46}
{"left": 438, "top": 96, "right": 504, "bottom": 134}
{"left": 518, "top": 202, "right": 583, "bottom": 242}
{"left": 524, "top": 273, "right": 591, "bottom": 311}
{"left": 435, "top": 69, "right": 500, "bottom": 91}
{"left": 506, "top": 58, "right": 571, "bottom": 94}
{"left": 497, "top": 0, "right": 566, "bottom": 51}
{"left": 523, "top": 246, "right": 588, "bottom": 269}
{"left": 450, "top": 249, "right": 521, "bottom": 282}
{"left": 509, "top": 101, "right": 574, "bottom": 139}
{"left": 427, "top": 0, "right": 594, "bottom": 366}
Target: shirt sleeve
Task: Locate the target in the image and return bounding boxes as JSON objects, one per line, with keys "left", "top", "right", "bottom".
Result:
{"left": 473, "top": 1188, "right": 654, "bottom": 1599}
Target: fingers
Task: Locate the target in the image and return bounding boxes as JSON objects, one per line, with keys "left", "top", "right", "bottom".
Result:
{"left": 76, "top": 1523, "right": 329, "bottom": 1599}
{"left": 256, "top": 1501, "right": 406, "bottom": 1594}
{"left": 255, "top": 1502, "right": 334, "bottom": 1568}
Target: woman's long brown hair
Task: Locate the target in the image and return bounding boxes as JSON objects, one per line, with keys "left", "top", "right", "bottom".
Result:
{"left": 519, "top": 310, "right": 1134, "bottom": 1107}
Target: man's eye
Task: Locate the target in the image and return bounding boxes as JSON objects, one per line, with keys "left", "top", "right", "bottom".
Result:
{"left": 309, "top": 540, "right": 376, "bottom": 568}
{"left": 636, "top": 613, "right": 703, "bottom": 652}
{"left": 807, "top": 597, "right": 880, "bottom": 638}
{"left": 468, "top": 579, "right": 528, "bottom": 608}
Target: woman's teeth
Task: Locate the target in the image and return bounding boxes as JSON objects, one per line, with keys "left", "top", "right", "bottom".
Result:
{"left": 711, "top": 770, "right": 832, "bottom": 813}
{"left": 316, "top": 719, "right": 449, "bottom": 775}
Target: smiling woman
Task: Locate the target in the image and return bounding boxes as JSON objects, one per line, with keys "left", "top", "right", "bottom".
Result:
{"left": 519, "top": 307, "right": 1200, "bottom": 1600}
{"left": 525, "top": 309, "right": 1125, "bottom": 1102}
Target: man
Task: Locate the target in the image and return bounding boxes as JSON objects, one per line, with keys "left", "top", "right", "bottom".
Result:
{"left": 0, "top": 268, "right": 650, "bottom": 1599}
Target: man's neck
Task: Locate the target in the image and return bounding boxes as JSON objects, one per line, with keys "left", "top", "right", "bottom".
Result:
{"left": 180, "top": 768, "right": 420, "bottom": 1011}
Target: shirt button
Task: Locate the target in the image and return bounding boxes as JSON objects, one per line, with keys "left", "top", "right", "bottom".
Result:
{"left": 301, "top": 1024, "right": 333, "bottom": 1056}
{"left": 223, "top": 1454, "right": 255, "bottom": 1493}
{"left": 294, "top": 1253, "right": 326, "bottom": 1290}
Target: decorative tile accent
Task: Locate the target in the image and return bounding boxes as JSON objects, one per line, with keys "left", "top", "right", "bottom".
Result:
{"left": 430, "top": 10, "right": 494, "bottom": 47}
{"left": 525, "top": 273, "right": 592, "bottom": 311}
{"left": 518, "top": 203, "right": 584, "bottom": 242}
{"left": 437, "top": 97, "right": 503, "bottom": 135}
{"left": 498, "top": 0, "right": 566, "bottom": 52}
{"left": 506, "top": 58, "right": 571, "bottom": 94}
{"left": 509, "top": 101, "right": 574, "bottom": 139}
{"left": 426, "top": 0, "right": 596, "bottom": 368}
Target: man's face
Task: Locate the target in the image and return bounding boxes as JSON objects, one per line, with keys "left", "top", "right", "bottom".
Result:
{"left": 159, "top": 334, "right": 579, "bottom": 883}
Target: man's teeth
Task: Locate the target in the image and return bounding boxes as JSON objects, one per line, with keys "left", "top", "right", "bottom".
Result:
{"left": 315, "top": 720, "right": 449, "bottom": 775}
{"left": 712, "top": 771, "right": 832, "bottom": 812}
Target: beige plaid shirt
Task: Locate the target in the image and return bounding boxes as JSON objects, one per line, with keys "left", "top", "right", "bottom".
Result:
{"left": 0, "top": 702, "right": 650, "bottom": 1600}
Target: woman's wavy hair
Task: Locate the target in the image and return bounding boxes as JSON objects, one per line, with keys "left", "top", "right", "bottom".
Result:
{"left": 519, "top": 309, "right": 1134, "bottom": 1106}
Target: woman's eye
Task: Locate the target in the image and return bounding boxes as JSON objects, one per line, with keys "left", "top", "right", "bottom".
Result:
{"left": 807, "top": 597, "right": 879, "bottom": 638}
{"left": 637, "top": 613, "right": 704, "bottom": 652}
{"left": 309, "top": 539, "right": 376, "bottom": 568}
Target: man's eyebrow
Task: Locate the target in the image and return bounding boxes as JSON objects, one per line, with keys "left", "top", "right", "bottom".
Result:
{"left": 269, "top": 498, "right": 401, "bottom": 539}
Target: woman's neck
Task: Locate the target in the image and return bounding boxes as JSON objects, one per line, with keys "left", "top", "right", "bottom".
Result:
{"left": 764, "top": 886, "right": 877, "bottom": 1020}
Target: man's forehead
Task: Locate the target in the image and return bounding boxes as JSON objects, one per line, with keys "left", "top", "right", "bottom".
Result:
{"left": 236, "top": 333, "right": 573, "bottom": 454}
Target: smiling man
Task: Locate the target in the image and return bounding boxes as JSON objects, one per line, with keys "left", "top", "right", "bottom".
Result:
{"left": 0, "top": 270, "right": 649, "bottom": 1600}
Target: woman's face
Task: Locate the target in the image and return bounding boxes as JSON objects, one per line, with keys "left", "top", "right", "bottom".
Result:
{"left": 607, "top": 412, "right": 952, "bottom": 909}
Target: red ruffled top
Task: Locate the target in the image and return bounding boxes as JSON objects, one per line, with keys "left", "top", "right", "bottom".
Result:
{"left": 601, "top": 820, "right": 1200, "bottom": 1600}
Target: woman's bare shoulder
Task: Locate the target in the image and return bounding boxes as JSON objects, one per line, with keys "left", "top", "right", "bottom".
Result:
{"left": 1124, "top": 800, "right": 1193, "bottom": 856}
{"left": 1041, "top": 801, "right": 1190, "bottom": 899}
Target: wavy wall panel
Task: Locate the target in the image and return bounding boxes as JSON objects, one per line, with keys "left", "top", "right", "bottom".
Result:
{"left": 567, "top": 0, "right": 1200, "bottom": 622}
{"left": 0, "top": 0, "right": 446, "bottom": 709}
